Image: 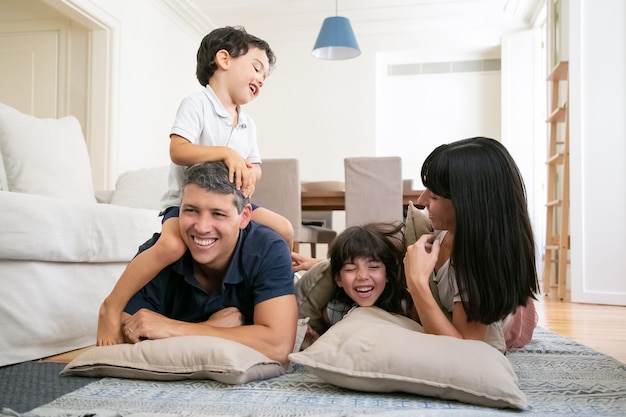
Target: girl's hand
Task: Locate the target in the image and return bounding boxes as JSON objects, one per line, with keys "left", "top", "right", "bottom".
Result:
{"left": 403, "top": 234, "right": 440, "bottom": 294}
{"left": 291, "top": 252, "right": 320, "bottom": 272}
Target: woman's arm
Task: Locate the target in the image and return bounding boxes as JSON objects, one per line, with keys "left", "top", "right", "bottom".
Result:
{"left": 404, "top": 234, "right": 487, "bottom": 341}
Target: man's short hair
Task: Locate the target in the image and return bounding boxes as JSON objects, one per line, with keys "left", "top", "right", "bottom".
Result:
{"left": 183, "top": 161, "right": 249, "bottom": 213}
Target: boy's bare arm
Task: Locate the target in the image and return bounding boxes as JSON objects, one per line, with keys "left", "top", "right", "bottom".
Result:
{"left": 170, "top": 134, "right": 252, "bottom": 190}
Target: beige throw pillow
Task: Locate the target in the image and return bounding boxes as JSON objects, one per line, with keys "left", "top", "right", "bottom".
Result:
{"left": 404, "top": 200, "right": 433, "bottom": 246}
{"left": 295, "top": 259, "right": 335, "bottom": 335}
{"left": 289, "top": 307, "right": 527, "bottom": 410}
{"left": 62, "top": 319, "right": 308, "bottom": 384}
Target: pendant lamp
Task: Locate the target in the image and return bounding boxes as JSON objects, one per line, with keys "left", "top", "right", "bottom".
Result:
{"left": 312, "top": 1, "right": 360, "bottom": 60}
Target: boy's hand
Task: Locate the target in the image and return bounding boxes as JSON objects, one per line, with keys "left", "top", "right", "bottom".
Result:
{"left": 241, "top": 184, "right": 255, "bottom": 199}
{"left": 222, "top": 150, "right": 253, "bottom": 191}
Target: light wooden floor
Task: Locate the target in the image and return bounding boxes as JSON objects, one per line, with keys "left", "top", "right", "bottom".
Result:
{"left": 43, "top": 293, "right": 626, "bottom": 365}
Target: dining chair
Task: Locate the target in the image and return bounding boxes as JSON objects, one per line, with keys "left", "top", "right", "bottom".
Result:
{"left": 301, "top": 180, "right": 345, "bottom": 257}
{"left": 344, "top": 156, "right": 403, "bottom": 227}
{"left": 251, "top": 158, "right": 337, "bottom": 257}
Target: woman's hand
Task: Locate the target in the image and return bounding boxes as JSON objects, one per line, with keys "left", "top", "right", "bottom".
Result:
{"left": 403, "top": 233, "right": 439, "bottom": 294}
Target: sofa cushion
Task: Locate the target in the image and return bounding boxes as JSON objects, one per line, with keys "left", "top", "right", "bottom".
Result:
{"left": 0, "top": 147, "right": 7, "bottom": 191}
{"left": 0, "top": 191, "right": 161, "bottom": 262}
{"left": 0, "top": 103, "right": 95, "bottom": 203}
{"left": 110, "top": 166, "right": 169, "bottom": 210}
{"left": 289, "top": 307, "right": 527, "bottom": 410}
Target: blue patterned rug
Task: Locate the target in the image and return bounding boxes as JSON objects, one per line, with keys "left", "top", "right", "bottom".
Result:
{"left": 13, "top": 327, "right": 626, "bottom": 417}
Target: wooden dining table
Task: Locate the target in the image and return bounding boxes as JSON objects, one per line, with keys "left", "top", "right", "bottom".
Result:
{"left": 301, "top": 189, "right": 423, "bottom": 211}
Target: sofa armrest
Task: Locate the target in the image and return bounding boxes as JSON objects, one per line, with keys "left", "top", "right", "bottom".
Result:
{"left": 95, "top": 189, "right": 114, "bottom": 203}
{"left": 0, "top": 191, "right": 161, "bottom": 262}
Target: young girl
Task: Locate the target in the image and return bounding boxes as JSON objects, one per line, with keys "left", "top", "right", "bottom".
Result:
{"left": 403, "top": 137, "right": 539, "bottom": 348}
{"left": 320, "top": 222, "right": 411, "bottom": 328}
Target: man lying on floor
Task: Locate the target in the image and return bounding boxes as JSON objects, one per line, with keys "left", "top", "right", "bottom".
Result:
{"left": 118, "top": 160, "right": 297, "bottom": 367}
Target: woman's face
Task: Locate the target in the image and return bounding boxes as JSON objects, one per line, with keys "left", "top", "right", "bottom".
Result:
{"left": 417, "top": 189, "right": 456, "bottom": 231}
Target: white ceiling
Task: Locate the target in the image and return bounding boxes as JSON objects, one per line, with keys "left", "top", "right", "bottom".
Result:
{"left": 185, "top": 0, "right": 545, "bottom": 44}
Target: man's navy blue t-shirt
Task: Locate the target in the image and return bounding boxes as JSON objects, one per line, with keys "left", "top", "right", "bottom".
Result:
{"left": 124, "top": 221, "right": 294, "bottom": 324}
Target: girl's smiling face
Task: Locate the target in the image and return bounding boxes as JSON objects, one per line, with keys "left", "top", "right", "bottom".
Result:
{"left": 335, "top": 257, "right": 388, "bottom": 307}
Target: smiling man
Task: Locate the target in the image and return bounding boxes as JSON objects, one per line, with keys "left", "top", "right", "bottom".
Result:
{"left": 121, "top": 161, "right": 297, "bottom": 366}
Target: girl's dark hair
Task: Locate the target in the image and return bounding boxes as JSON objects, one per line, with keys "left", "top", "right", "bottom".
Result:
{"left": 196, "top": 26, "right": 276, "bottom": 86}
{"left": 328, "top": 222, "right": 410, "bottom": 315}
{"left": 420, "top": 136, "right": 539, "bottom": 324}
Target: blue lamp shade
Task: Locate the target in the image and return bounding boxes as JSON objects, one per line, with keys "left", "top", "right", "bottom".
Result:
{"left": 312, "top": 16, "right": 361, "bottom": 60}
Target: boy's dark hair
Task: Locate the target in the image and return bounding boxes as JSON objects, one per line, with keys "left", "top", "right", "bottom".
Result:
{"left": 328, "top": 222, "right": 410, "bottom": 315}
{"left": 196, "top": 26, "right": 276, "bottom": 86}
{"left": 183, "top": 161, "right": 249, "bottom": 213}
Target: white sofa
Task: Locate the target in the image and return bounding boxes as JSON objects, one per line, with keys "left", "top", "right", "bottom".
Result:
{"left": 0, "top": 103, "right": 168, "bottom": 366}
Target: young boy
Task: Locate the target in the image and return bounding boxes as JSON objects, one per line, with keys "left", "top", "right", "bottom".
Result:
{"left": 97, "top": 26, "right": 292, "bottom": 346}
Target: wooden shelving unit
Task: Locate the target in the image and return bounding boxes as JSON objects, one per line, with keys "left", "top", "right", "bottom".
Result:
{"left": 543, "top": 61, "right": 570, "bottom": 300}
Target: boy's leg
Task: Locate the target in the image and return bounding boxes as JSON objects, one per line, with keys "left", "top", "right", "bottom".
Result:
{"left": 97, "top": 217, "right": 187, "bottom": 346}
{"left": 252, "top": 207, "right": 294, "bottom": 250}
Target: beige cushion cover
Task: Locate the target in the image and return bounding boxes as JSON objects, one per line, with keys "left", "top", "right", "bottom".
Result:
{"left": 295, "top": 259, "right": 335, "bottom": 335}
{"left": 289, "top": 307, "right": 527, "bottom": 410}
{"left": 62, "top": 319, "right": 308, "bottom": 384}
{"left": 404, "top": 200, "right": 433, "bottom": 246}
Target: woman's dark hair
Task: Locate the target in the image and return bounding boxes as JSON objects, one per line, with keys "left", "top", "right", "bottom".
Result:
{"left": 328, "top": 222, "right": 410, "bottom": 315}
{"left": 420, "top": 136, "right": 539, "bottom": 324}
{"left": 196, "top": 26, "right": 276, "bottom": 86}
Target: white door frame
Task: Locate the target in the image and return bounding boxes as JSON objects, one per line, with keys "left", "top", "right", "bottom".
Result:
{"left": 41, "top": 0, "right": 120, "bottom": 190}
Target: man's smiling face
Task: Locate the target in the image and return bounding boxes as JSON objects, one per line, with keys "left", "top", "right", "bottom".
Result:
{"left": 178, "top": 183, "right": 251, "bottom": 271}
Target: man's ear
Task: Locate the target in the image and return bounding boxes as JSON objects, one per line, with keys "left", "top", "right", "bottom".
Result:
{"left": 215, "top": 49, "right": 231, "bottom": 70}
{"left": 239, "top": 204, "right": 253, "bottom": 229}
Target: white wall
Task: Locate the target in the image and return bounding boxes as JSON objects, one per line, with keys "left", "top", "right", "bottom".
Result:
{"left": 501, "top": 29, "right": 547, "bottom": 273}
{"left": 89, "top": 1, "right": 203, "bottom": 178}
{"left": 245, "top": 39, "right": 375, "bottom": 183}
{"left": 32, "top": 1, "right": 519, "bottom": 187}
{"left": 377, "top": 65, "right": 501, "bottom": 186}
{"left": 245, "top": 27, "right": 511, "bottom": 183}
{"left": 569, "top": 0, "right": 626, "bottom": 305}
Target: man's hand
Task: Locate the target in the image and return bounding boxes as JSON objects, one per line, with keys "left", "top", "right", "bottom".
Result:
{"left": 123, "top": 308, "right": 180, "bottom": 343}
{"left": 123, "top": 307, "right": 245, "bottom": 343}
{"left": 204, "top": 307, "right": 244, "bottom": 328}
